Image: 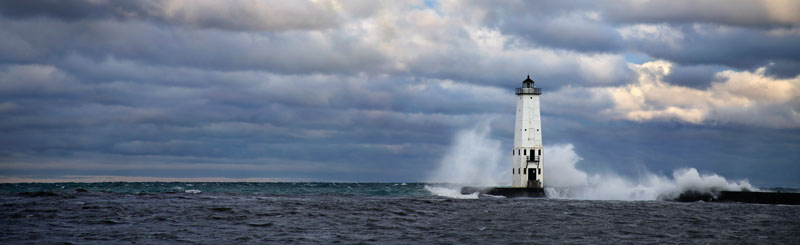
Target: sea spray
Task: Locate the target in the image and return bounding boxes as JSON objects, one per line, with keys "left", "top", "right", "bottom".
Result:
{"left": 544, "top": 144, "right": 757, "bottom": 200}
{"left": 425, "top": 120, "right": 508, "bottom": 198}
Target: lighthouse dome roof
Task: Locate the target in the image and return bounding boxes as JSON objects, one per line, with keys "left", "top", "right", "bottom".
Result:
{"left": 522, "top": 75, "right": 534, "bottom": 84}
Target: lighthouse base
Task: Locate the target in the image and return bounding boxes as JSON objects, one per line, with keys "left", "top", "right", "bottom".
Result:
{"left": 460, "top": 187, "right": 546, "bottom": 198}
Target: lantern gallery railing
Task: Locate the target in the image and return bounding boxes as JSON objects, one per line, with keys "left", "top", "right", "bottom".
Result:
{"left": 515, "top": 87, "right": 542, "bottom": 95}
{"left": 526, "top": 155, "right": 540, "bottom": 162}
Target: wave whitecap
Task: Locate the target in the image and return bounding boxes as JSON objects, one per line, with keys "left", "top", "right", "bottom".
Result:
{"left": 423, "top": 185, "right": 479, "bottom": 199}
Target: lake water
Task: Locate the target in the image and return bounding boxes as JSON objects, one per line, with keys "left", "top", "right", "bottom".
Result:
{"left": 1, "top": 182, "right": 798, "bottom": 244}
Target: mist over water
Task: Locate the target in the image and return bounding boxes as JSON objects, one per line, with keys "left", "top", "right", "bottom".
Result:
{"left": 424, "top": 120, "right": 508, "bottom": 198}
{"left": 426, "top": 122, "right": 756, "bottom": 200}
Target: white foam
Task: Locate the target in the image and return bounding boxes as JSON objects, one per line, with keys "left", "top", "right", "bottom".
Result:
{"left": 185, "top": 189, "right": 202, "bottom": 194}
{"left": 424, "top": 185, "right": 478, "bottom": 199}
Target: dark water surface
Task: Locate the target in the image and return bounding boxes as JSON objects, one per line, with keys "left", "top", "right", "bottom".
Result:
{"left": 1, "top": 183, "right": 799, "bottom": 244}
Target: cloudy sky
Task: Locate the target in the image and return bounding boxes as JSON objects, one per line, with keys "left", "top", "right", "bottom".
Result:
{"left": 0, "top": 0, "right": 798, "bottom": 186}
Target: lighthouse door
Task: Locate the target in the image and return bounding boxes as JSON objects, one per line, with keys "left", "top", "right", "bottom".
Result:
{"left": 527, "top": 169, "right": 537, "bottom": 187}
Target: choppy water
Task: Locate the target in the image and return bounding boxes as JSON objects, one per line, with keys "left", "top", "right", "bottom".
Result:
{"left": 2, "top": 183, "right": 799, "bottom": 244}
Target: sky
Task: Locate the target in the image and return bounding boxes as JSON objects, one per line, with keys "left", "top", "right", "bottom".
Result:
{"left": 0, "top": 0, "right": 798, "bottom": 186}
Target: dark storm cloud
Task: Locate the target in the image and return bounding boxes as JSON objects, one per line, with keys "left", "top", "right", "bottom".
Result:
{"left": 0, "top": 57, "right": 504, "bottom": 181}
{"left": 765, "top": 60, "right": 800, "bottom": 79}
{"left": 625, "top": 24, "right": 800, "bottom": 73}
{"left": 478, "top": 1, "right": 624, "bottom": 53}
{"left": 0, "top": 18, "right": 385, "bottom": 74}
{"left": 664, "top": 65, "right": 720, "bottom": 89}
{"left": 0, "top": 0, "right": 341, "bottom": 31}
{"left": 0, "top": 0, "right": 141, "bottom": 21}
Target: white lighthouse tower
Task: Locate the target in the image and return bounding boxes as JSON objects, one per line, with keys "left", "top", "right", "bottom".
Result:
{"left": 512, "top": 75, "right": 543, "bottom": 188}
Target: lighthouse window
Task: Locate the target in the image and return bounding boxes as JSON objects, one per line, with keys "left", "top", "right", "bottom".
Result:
{"left": 538, "top": 149, "right": 541, "bottom": 155}
{"left": 538, "top": 169, "right": 541, "bottom": 174}
{"left": 524, "top": 149, "right": 527, "bottom": 155}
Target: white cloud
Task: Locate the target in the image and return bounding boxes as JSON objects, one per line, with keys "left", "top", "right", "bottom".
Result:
{"left": 584, "top": 60, "right": 800, "bottom": 128}
{"left": 147, "top": 0, "right": 343, "bottom": 31}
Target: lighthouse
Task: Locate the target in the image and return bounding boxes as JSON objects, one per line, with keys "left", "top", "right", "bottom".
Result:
{"left": 512, "top": 75, "right": 543, "bottom": 188}
{"left": 460, "top": 75, "right": 546, "bottom": 197}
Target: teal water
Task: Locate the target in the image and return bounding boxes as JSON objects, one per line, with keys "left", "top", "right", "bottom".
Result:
{"left": 0, "top": 182, "right": 432, "bottom": 196}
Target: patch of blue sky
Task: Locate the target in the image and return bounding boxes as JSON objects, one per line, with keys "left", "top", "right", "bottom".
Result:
{"left": 420, "top": 0, "right": 441, "bottom": 15}
{"left": 623, "top": 52, "right": 651, "bottom": 64}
